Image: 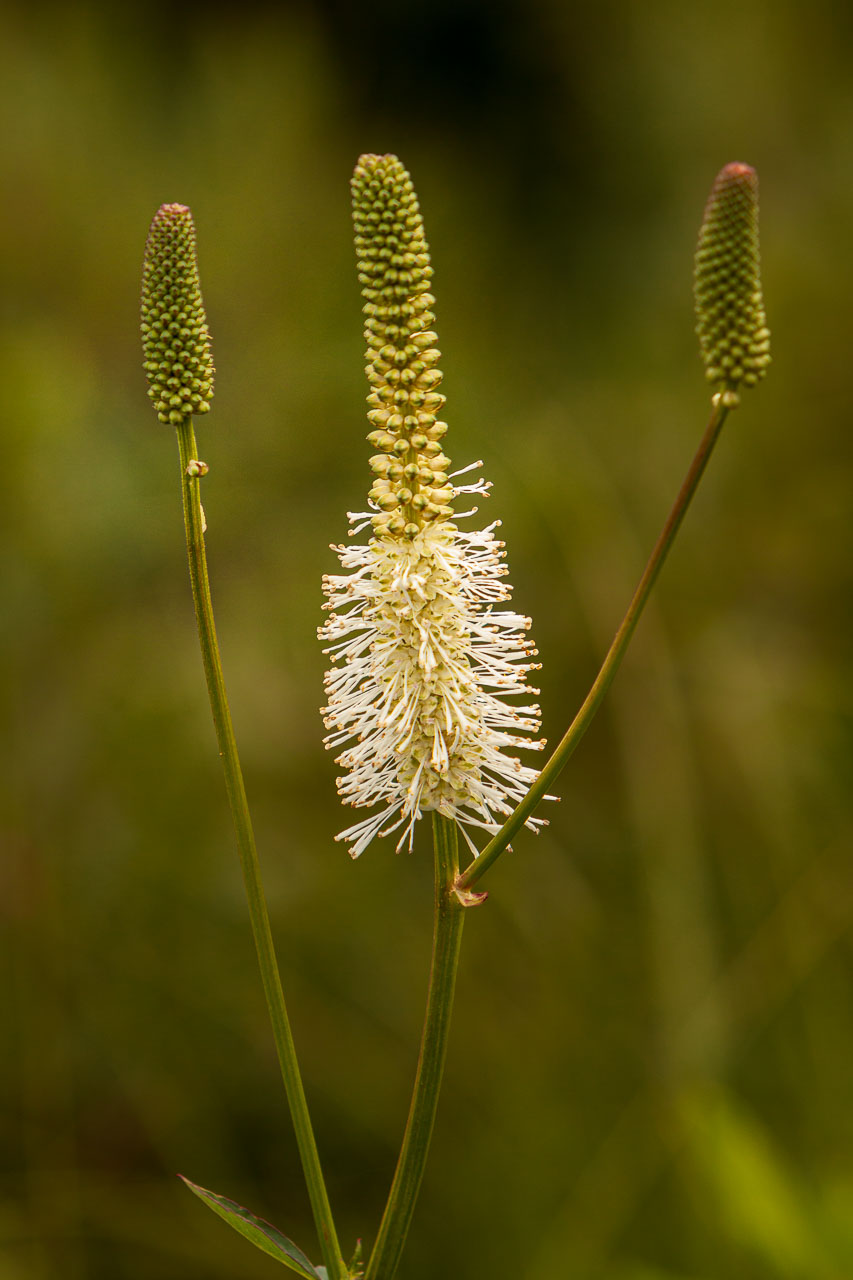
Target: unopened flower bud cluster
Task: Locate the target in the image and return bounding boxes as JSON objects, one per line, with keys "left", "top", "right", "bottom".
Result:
{"left": 354, "top": 157, "right": 456, "bottom": 536}
{"left": 141, "top": 204, "right": 215, "bottom": 425}
{"left": 694, "top": 163, "right": 770, "bottom": 404}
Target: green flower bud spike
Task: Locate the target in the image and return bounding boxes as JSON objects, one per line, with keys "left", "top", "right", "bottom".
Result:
{"left": 141, "top": 203, "right": 215, "bottom": 424}
{"left": 352, "top": 154, "right": 452, "bottom": 538}
{"left": 694, "top": 162, "right": 770, "bottom": 408}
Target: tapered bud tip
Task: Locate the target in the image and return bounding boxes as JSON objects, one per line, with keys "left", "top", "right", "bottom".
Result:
{"left": 140, "top": 203, "right": 215, "bottom": 426}
{"left": 694, "top": 163, "right": 770, "bottom": 404}
{"left": 720, "top": 161, "right": 756, "bottom": 181}
{"left": 354, "top": 152, "right": 398, "bottom": 176}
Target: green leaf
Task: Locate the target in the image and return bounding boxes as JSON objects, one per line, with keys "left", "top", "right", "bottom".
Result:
{"left": 179, "top": 1175, "right": 323, "bottom": 1277}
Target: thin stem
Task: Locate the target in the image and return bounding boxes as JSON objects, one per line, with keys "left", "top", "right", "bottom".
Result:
{"left": 457, "top": 397, "right": 730, "bottom": 891}
{"left": 175, "top": 420, "right": 346, "bottom": 1280}
{"left": 364, "top": 814, "right": 466, "bottom": 1280}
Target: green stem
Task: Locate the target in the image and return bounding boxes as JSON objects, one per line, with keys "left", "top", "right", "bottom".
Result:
{"left": 364, "top": 814, "right": 466, "bottom": 1280}
{"left": 175, "top": 420, "right": 346, "bottom": 1280}
{"left": 457, "top": 397, "right": 730, "bottom": 891}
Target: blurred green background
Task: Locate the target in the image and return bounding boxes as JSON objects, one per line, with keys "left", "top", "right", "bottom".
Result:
{"left": 2, "top": 1, "right": 851, "bottom": 1277}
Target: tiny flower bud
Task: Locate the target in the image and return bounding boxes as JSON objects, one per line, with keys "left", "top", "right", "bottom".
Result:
{"left": 694, "top": 163, "right": 770, "bottom": 404}
{"left": 141, "top": 204, "right": 215, "bottom": 425}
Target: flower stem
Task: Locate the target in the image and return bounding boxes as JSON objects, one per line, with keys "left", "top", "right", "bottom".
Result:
{"left": 175, "top": 420, "right": 346, "bottom": 1280}
{"left": 364, "top": 814, "right": 466, "bottom": 1280}
{"left": 457, "top": 397, "right": 731, "bottom": 891}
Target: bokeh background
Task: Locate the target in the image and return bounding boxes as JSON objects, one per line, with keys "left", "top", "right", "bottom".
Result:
{"left": 2, "top": 1, "right": 852, "bottom": 1277}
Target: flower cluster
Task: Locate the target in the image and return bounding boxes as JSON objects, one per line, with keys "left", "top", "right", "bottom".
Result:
{"left": 320, "top": 155, "right": 546, "bottom": 857}
{"left": 694, "top": 163, "right": 770, "bottom": 405}
{"left": 141, "top": 203, "right": 215, "bottom": 425}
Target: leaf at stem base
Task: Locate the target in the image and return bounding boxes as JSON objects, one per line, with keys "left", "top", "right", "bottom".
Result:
{"left": 179, "top": 1174, "right": 325, "bottom": 1277}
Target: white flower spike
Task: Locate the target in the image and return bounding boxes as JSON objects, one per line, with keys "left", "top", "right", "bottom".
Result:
{"left": 320, "top": 154, "right": 547, "bottom": 858}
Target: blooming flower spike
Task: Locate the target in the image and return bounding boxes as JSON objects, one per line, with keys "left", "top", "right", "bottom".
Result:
{"left": 694, "top": 163, "right": 770, "bottom": 407}
{"left": 141, "top": 203, "right": 215, "bottom": 425}
{"left": 319, "top": 154, "right": 547, "bottom": 858}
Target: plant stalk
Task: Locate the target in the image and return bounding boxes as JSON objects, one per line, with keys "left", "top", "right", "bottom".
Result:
{"left": 457, "top": 397, "right": 730, "bottom": 891}
{"left": 364, "top": 814, "right": 466, "bottom": 1280}
{"left": 175, "top": 420, "right": 346, "bottom": 1280}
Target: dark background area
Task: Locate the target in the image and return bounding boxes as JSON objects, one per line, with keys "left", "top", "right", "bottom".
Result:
{"left": 2, "top": 1, "right": 852, "bottom": 1277}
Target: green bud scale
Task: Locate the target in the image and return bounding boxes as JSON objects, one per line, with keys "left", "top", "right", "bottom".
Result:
{"left": 351, "top": 154, "right": 453, "bottom": 536}
{"left": 141, "top": 204, "right": 214, "bottom": 425}
{"left": 694, "top": 163, "right": 770, "bottom": 406}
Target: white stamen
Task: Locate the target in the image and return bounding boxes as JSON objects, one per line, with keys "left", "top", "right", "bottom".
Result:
{"left": 319, "top": 485, "right": 548, "bottom": 857}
